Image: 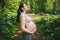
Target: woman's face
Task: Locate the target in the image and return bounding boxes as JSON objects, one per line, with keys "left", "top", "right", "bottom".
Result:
{"left": 23, "top": 4, "right": 28, "bottom": 11}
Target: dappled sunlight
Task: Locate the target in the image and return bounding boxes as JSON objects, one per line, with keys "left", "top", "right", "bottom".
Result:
{"left": 0, "top": 0, "right": 60, "bottom": 40}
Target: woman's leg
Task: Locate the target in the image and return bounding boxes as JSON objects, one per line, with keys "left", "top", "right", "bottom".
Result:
{"left": 22, "top": 32, "right": 32, "bottom": 40}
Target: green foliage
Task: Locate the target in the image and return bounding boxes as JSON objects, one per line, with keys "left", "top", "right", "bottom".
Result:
{"left": 35, "top": 15, "right": 60, "bottom": 40}
{"left": 0, "top": 0, "right": 20, "bottom": 40}
{"left": 0, "top": 13, "right": 17, "bottom": 40}
{"left": 0, "top": 0, "right": 60, "bottom": 40}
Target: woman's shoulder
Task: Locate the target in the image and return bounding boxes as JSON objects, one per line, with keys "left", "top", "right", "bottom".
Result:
{"left": 21, "top": 13, "right": 25, "bottom": 16}
{"left": 20, "top": 13, "right": 26, "bottom": 18}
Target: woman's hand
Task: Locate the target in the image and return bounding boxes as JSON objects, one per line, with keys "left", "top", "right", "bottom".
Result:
{"left": 30, "top": 31, "right": 35, "bottom": 34}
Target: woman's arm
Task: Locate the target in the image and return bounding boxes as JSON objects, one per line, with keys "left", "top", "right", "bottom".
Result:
{"left": 20, "top": 14, "right": 32, "bottom": 34}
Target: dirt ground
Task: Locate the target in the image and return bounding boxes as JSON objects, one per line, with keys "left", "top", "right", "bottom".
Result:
{"left": 13, "top": 30, "right": 41, "bottom": 40}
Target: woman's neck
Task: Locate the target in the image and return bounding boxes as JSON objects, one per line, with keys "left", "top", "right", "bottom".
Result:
{"left": 22, "top": 11, "right": 26, "bottom": 14}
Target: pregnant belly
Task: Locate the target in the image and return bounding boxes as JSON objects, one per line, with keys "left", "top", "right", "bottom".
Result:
{"left": 25, "top": 21, "right": 36, "bottom": 32}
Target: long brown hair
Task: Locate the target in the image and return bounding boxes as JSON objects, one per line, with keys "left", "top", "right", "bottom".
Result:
{"left": 16, "top": 3, "right": 25, "bottom": 23}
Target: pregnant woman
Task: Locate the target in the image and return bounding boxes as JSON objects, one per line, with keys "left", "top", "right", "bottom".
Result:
{"left": 16, "top": 3, "right": 37, "bottom": 40}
